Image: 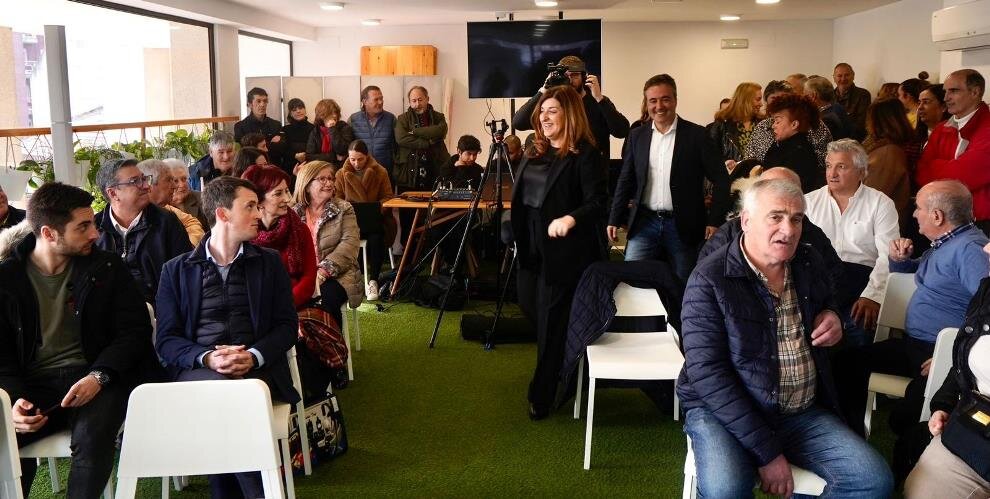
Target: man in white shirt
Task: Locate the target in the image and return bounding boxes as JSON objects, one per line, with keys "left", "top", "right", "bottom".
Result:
{"left": 805, "top": 139, "right": 900, "bottom": 346}
{"left": 607, "top": 74, "right": 730, "bottom": 282}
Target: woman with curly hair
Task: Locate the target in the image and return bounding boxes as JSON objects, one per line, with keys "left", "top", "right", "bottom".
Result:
{"left": 764, "top": 94, "right": 823, "bottom": 192}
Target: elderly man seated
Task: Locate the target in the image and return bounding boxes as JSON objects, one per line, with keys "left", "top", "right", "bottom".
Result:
{"left": 190, "top": 131, "right": 236, "bottom": 188}
{"left": 94, "top": 159, "right": 192, "bottom": 304}
{"left": 836, "top": 179, "right": 990, "bottom": 436}
{"left": 805, "top": 139, "right": 900, "bottom": 346}
{"left": 678, "top": 178, "right": 893, "bottom": 498}
{"left": 137, "top": 159, "right": 204, "bottom": 246}
{"left": 155, "top": 176, "right": 299, "bottom": 498}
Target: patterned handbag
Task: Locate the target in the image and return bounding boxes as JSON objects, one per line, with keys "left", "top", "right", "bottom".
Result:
{"left": 298, "top": 306, "right": 348, "bottom": 369}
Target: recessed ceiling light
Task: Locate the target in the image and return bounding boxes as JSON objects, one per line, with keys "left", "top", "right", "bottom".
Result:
{"left": 756, "top": 0, "right": 780, "bottom": 4}
{"left": 720, "top": 14, "right": 741, "bottom": 21}
{"left": 320, "top": 2, "right": 344, "bottom": 10}
{"left": 361, "top": 19, "right": 381, "bottom": 26}
{"left": 535, "top": 0, "right": 558, "bottom": 7}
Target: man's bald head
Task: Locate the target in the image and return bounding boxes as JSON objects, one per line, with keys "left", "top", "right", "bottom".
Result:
{"left": 760, "top": 167, "right": 802, "bottom": 189}
{"left": 921, "top": 180, "right": 973, "bottom": 227}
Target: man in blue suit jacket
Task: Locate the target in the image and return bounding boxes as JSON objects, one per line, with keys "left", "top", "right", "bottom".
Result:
{"left": 155, "top": 176, "right": 299, "bottom": 499}
{"left": 607, "top": 74, "right": 730, "bottom": 283}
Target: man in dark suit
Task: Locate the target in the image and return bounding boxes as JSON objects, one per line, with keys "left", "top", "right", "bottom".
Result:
{"left": 607, "top": 74, "right": 730, "bottom": 282}
{"left": 155, "top": 176, "right": 299, "bottom": 498}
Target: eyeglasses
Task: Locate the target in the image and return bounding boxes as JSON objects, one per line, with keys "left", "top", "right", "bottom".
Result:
{"left": 312, "top": 176, "right": 334, "bottom": 184}
{"left": 112, "top": 175, "right": 153, "bottom": 189}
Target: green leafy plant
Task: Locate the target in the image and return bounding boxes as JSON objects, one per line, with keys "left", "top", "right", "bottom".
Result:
{"left": 15, "top": 158, "right": 55, "bottom": 189}
{"left": 111, "top": 139, "right": 155, "bottom": 161}
{"left": 156, "top": 128, "right": 213, "bottom": 159}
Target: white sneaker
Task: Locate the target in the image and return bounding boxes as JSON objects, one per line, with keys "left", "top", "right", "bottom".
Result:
{"left": 366, "top": 280, "right": 380, "bottom": 301}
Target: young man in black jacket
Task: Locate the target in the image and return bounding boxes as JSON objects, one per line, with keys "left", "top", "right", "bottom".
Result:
{"left": 0, "top": 182, "right": 157, "bottom": 498}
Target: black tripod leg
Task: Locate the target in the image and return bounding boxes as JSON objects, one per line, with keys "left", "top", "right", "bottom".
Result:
{"left": 483, "top": 244, "right": 516, "bottom": 350}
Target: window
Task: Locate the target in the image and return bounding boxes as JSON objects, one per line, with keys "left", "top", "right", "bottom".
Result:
{"left": 0, "top": 0, "right": 214, "bottom": 129}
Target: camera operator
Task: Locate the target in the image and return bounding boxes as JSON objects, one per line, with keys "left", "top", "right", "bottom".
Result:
{"left": 511, "top": 56, "right": 629, "bottom": 161}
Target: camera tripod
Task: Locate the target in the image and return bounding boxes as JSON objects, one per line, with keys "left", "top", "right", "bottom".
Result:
{"left": 428, "top": 119, "right": 515, "bottom": 349}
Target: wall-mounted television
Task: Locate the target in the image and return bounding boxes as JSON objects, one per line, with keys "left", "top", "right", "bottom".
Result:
{"left": 467, "top": 19, "right": 603, "bottom": 99}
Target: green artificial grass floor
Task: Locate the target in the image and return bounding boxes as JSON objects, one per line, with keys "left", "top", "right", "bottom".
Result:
{"left": 30, "top": 300, "right": 900, "bottom": 498}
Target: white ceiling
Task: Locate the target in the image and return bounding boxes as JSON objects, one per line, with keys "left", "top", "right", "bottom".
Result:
{"left": 223, "top": 0, "right": 898, "bottom": 27}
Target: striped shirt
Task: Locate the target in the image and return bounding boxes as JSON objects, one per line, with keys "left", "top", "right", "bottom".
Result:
{"left": 741, "top": 240, "right": 817, "bottom": 413}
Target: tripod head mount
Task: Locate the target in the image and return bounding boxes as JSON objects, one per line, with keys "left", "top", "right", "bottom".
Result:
{"left": 486, "top": 119, "right": 509, "bottom": 143}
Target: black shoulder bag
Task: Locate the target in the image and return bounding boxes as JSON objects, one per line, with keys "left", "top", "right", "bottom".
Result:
{"left": 941, "top": 389, "right": 990, "bottom": 481}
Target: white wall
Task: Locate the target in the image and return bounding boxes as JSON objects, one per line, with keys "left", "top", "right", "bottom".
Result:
{"left": 294, "top": 19, "right": 835, "bottom": 159}
{"left": 833, "top": 0, "right": 944, "bottom": 92}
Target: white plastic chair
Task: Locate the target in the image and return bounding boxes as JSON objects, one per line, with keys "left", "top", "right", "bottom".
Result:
{"left": 682, "top": 435, "right": 826, "bottom": 498}
{"left": 573, "top": 282, "right": 684, "bottom": 469}
{"left": 919, "top": 327, "right": 960, "bottom": 422}
{"left": 341, "top": 303, "right": 359, "bottom": 380}
{"left": 114, "top": 380, "right": 285, "bottom": 499}
{"left": 359, "top": 239, "right": 395, "bottom": 289}
{"left": 161, "top": 347, "right": 311, "bottom": 499}
{"left": 865, "top": 272, "right": 917, "bottom": 437}
{"left": 0, "top": 389, "right": 23, "bottom": 499}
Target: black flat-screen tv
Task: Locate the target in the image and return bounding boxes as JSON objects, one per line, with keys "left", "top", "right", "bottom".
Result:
{"left": 467, "top": 19, "right": 602, "bottom": 99}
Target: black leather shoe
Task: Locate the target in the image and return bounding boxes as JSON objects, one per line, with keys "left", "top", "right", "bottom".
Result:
{"left": 528, "top": 403, "right": 549, "bottom": 421}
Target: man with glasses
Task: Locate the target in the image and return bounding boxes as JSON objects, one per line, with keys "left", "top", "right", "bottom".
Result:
{"left": 137, "top": 159, "right": 204, "bottom": 246}
{"left": 511, "top": 55, "right": 630, "bottom": 161}
{"left": 94, "top": 159, "right": 192, "bottom": 304}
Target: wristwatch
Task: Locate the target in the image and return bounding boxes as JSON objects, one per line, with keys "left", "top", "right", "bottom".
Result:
{"left": 89, "top": 370, "right": 110, "bottom": 386}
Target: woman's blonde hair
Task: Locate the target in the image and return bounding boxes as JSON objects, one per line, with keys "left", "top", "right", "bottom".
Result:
{"left": 527, "top": 85, "right": 595, "bottom": 158}
{"left": 293, "top": 161, "right": 335, "bottom": 207}
{"left": 715, "top": 82, "right": 762, "bottom": 123}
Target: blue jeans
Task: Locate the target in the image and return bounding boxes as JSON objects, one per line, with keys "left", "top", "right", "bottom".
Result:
{"left": 624, "top": 212, "right": 697, "bottom": 283}
{"left": 684, "top": 405, "right": 893, "bottom": 499}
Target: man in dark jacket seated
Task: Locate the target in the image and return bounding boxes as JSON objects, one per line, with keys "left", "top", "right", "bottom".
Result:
{"left": 155, "top": 176, "right": 299, "bottom": 499}
{"left": 678, "top": 178, "right": 893, "bottom": 498}
{"left": 0, "top": 182, "right": 156, "bottom": 497}
{"left": 94, "top": 159, "right": 193, "bottom": 304}
{"left": 699, "top": 167, "right": 843, "bottom": 291}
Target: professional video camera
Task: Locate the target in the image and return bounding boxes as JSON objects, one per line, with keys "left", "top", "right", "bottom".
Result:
{"left": 544, "top": 63, "right": 570, "bottom": 89}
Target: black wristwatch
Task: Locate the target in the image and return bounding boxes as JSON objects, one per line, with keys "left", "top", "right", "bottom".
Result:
{"left": 89, "top": 370, "right": 110, "bottom": 386}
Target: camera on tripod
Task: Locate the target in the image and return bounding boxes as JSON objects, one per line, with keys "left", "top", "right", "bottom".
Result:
{"left": 545, "top": 63, "right": 570, "bottom": 88}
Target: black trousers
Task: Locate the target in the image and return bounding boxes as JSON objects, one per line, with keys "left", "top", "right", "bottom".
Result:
{"left": 833, "top": 336, "right": 935, "bottom": 437}
{"left": 517, "top": 206, "right": 578, "bottom": 412}
{"left": 360, "top": 231, "right": 386, "bottom": 282}
{"left": 0, "top": 366, "right": 129, "bottom": 498}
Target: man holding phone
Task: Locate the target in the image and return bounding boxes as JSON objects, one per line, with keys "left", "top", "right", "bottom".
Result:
{"left": 0, "top": 182, "right": 157, "bottom": 497}
{"left": 511, "top": 55, "right": 630, "bottom": 162}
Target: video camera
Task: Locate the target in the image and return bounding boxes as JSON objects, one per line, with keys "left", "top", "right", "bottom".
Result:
{"left": 545, "top": 63, "right": 571, "bottom": 89}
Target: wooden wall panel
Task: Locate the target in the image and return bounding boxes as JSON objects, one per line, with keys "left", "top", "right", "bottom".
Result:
{"left": 360, "top": 45, "right": 437, "bottom": 76}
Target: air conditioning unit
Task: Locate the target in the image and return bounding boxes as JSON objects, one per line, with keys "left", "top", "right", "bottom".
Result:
{"left": 932, "top": 0, "right": 990, "bottom": 51}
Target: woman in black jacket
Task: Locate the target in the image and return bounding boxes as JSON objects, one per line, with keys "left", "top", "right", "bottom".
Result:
{"left": 707, "top": 82, "right": 763, "bottom": 169}
{"left": 303, "top": 98, "right": 354, "bottom": 170}
{"left": 511, "top": 85, "right": 607, "bottom": 420}
{"left": 281, "top": 98, "right": 314, "bottom": 185}
{"left": 764, "top": 94, "right": 823, "bottom": 193}
{"left": 905, "top": 254, "right": 990, "bottom": 498}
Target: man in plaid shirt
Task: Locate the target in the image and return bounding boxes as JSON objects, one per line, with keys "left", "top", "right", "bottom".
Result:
{"left": 676, "top": 178, "right": 893, "bottom": 498}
